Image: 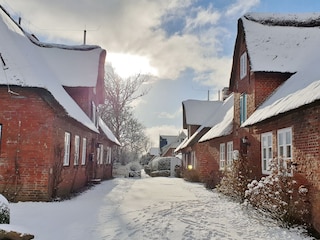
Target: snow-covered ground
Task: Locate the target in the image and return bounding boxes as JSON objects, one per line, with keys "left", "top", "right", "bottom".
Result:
{"left": 7, "top": 172, "right": 314, "bottom": 240}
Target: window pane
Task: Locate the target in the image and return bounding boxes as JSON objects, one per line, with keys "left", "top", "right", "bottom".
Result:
{"left": 279, "top": 133, "right": 283, "bottom": 145}
{"left": 279, "top": 146, "right": 284, "bottom": 157}
{"left": 268, "top": 147, "right": 272, "bottom": 158}
{"left": 267, "top": 135, "right": 272, "bottom": 146}
{"left": 287, "top": 145, "right": 291, "bottom": 158}
{"left": 81, "top": 138, "right": 87, "bottom": 165}
{"left": 263, "top": 148, "right": 266, "bottom": 159}
{"left": 286, "top": 131, "right": 291, "bottom": 144}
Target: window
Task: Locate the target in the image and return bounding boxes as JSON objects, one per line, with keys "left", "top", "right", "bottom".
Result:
{"left": 106, "top": 146, "right": 112, "bottom": 164}
{"left": 191, "top": 151, "right": 196, "bottom": 169}
{"left": 74, "top": 135, "right": 80, "bottom": 165}
{"left": 227, "top": 141, "right": 233, "bottom": 167}
{"left": 261, "top": 132, "right": 273, "bottom": 174}
{"left": 240, "top": 93, "right": 247, "bottom": 124}
{"left": 277, "top": 127, "right": 293, "bottom": 175}
{"left": 220, "top": 143, "right": 225, "bottom": 170}
{"left": 81, "top": 138, "right": 87, "bottom": 165}
{"left": 240, "top": 52, "right": 247, "bottom": 79}
{"left": 92, "top": 101, "right": 97, "bottom": 127}
{"left": 97, "top": 144, "right": 104, "bottom": 164}
{"left": 63, "top": 132, "right": 71, "bottom": 166}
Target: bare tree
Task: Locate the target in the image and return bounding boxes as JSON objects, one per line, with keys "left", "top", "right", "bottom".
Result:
{"left": 99, "top": 67, "right": 151, "bottom": 164}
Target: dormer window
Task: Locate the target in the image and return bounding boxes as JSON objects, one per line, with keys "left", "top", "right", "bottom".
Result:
{"left": 240, "top": 52, "right": 247, "bottom": 79}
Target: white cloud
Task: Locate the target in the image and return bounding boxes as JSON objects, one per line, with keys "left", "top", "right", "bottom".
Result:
{"left": 107, "top": 53, "right": 158, "bottom": 79}
{"left": 157, "top": 108, "right": 182, "bottom": 119}
{"left": 225, "top": 0, "right": 260, "bottom": 17}
{"left": 185, "top": 5, "right": 221, "bottom": 30}
{"left": 2, "top": 0, "right": 232, "bottom": 87}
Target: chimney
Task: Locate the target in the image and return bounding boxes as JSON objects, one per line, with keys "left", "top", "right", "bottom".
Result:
{"left": 83, "top": 29, "right": 87, "bottom": 45}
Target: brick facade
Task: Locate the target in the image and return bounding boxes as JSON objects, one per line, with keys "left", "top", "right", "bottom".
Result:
{"left": 0, "top": 86, "right": 114, "bottom": 201}
{"left": 252, "top": 101, "right": 320, "bottom": 231}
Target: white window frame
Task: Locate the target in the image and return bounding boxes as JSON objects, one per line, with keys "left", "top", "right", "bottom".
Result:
{"left": 240, "top": 52, "right": 247, "bottom": 79}
{"left": 227, "top": 141, "right": 233, "bottom": 167}
{"left": 81, "top": 138, "right": 87, "bottom": 165}
{"left": 261, "top": 132, "right": 273, "bottom": 174}
{"left": 191, "top": 151, "right": 196, "bottom": 169}
{"left": 74, "top": 135, "right": 80, "bottom": 165}
{"left": 240, "top": 93, "right": 247, "bottom": 125}
{"left": 219, "top": 143, "right": 226, "bottom": 170}
{"left": 106, "top": 146, "right": 112, "bottom": 164}
{"left": 92, "top": 101, "right": 97, "bottom": 127}
{"left": 63, "top": 132, "right": 71, "bottom": 166}
{"left": 97, "top": 144, "right": 104, "bottom": 164}
{"left": 277, "top": 127, "right": 293, "bottom": 175}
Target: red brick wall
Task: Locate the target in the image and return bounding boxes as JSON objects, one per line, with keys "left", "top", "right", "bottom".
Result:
{"left": 0, "top": 87, "right": 54, "bottom": 201}
{"left": 254, "top": 72, "right": 292, "bottom": 107}
{"left": 253, "top": 102, "right": 320, "bottom": 232}
{"left": 195, "top": 135, "right": 233, "bottom": 182}
{"left": 0, "top": 87, "right": 113, "bottom": 201}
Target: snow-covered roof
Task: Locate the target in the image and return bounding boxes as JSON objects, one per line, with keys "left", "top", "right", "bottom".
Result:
{"left": 98, "top": 117, "right": 121, "bottom": 146}
{"left": 241, "top": 13, "right": 320, "bottom": 126}
{"left": 176, "top": 94, "right": 233, "bottom": 151}
{"left": 0, "top": 6, "right": 103, "bottom": 132}
{"left": 243, "top": 13, "right": 320, "bottom": 73}
{"left": 199, "top": 94, "right": 234, "bottom": 142}
{"left": 182, "top": 99, "right": 222, "bottom": 128}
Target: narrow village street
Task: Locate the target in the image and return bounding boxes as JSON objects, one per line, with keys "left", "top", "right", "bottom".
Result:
{"left": 10, "top": 172, "right": 313, "bottom": 240}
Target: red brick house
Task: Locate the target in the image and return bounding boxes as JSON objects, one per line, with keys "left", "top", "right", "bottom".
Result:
{"left": 229, "top": 13, "right": 320, "bottom": 232}
{"left": 160, "top": 132, "right": 186, "bottom": 157}
{"left": 0, "top": 6, "right": 119, "bottom": 201}
{"left": 175, "top": 97, "right": 232, "bottom": 181}
{"left": 176, "top": 12, "right": 320, "bottom": 232}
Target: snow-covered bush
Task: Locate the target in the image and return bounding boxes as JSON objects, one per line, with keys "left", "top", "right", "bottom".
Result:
{"left": 157, "top": 158, "right": 170, "bottom": 170}
{"left": 245, "top": 158, "right": 310, "bottom": 227}
{"left": 0, "top": 194, "right": 9, "bottom": 224}
{"left": 216, "top": 156, "right": 251, "bottom": 202}
{"left": 147, "top": 157, "right": 179, "bottom": 177}
{"left": 150, "top": 170, "right": 170, "bottom": 177}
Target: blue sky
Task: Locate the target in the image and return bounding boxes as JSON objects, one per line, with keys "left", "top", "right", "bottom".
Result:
{"left": 2, "top": 0, "right": 320, "bottom": 146}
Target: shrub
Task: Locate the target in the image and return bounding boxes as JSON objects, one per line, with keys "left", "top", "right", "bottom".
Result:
{"left": 150, "top": 170, "right": 170, "bottom": 177}
{"left": 204, "top": 171, "right": 221, "bottom": 190}
{"left": 0, "top": 194, "right": 9, "bottom": 224}
{"left": 144, "top": 165, "right": 151, "bottom": 175}
{"left": 183, "top": 169, "right": 200, "bottom": 182}
{"left": 245, "top": 158, "right": 311, "bottom": 227}
{"left": 157, "top": 158, "right": 170, "bottom": 170}
{"left": 174, "top": 165, "right": 182, "bottom": 178}
{"left": 216, "top": 156, "right": 251, "bottom": 202}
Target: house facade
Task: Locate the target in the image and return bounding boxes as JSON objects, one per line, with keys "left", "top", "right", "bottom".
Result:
{"left": 234, "top": 13, "right": 320, "bottom": 232}
{"left": 0, "top": 6, "right": 119, "bottom": 201}
{"left": 176, "top": 96, "right": 233, "bottom": 181}
{"left": 176, "top": 13, "right": 320, "bottom": 232}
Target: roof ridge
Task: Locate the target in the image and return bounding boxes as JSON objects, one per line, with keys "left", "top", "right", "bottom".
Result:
{"left": 244, "top": 12, "right": 320, "bottom": 27}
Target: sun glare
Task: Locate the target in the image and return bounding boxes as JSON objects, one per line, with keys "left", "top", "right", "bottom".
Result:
{"left": 107, "top": 53, "right": 158, "bottom": 79}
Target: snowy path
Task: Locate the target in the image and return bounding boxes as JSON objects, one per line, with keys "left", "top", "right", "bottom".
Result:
{"left": 10, "top": 174, "right": 313, "bottom": 240}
